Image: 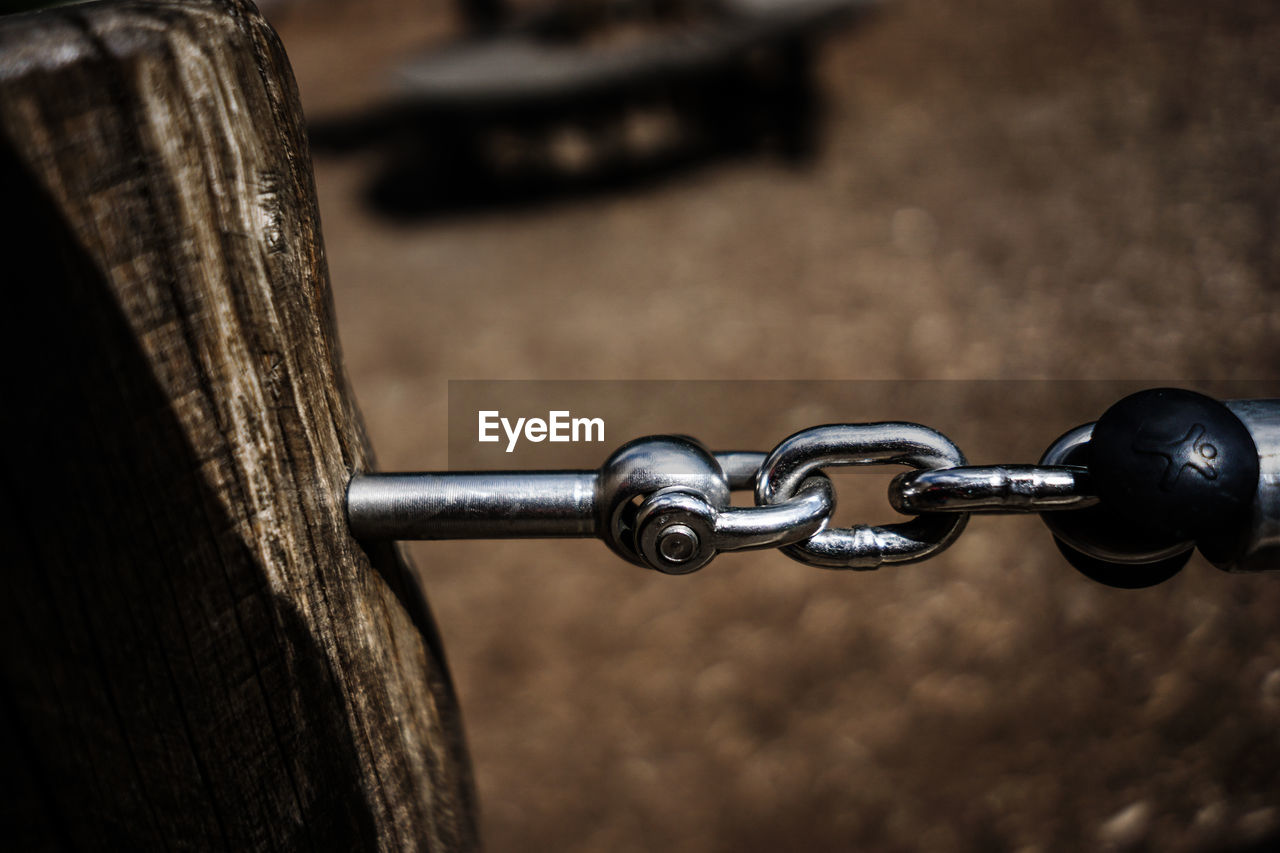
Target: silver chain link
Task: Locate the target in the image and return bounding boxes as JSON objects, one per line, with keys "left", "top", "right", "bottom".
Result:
{"left": 754, "top": 423, "right": 969, "bottom": 569}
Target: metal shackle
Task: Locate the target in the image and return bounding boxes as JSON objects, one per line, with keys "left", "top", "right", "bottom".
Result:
{"left": 347, "top": 434, "right": 837, "bottom": 575}
{"left": 594, "top": 436, "right": 730, "bottom": 572}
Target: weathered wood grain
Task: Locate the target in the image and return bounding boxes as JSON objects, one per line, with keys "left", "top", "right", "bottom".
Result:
{"left": 0, "top": 1, "right": 477, "bottom": 848}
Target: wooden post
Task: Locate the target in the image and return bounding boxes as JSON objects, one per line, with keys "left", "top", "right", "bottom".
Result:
{"left": 0, "top": 1, "right": 477, "bottom": 849}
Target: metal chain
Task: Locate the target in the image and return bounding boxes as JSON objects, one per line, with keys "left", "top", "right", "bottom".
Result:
{"left": 348, "top": 393, "right": 1280, "bottom": 581}
{"left": 348, "top": 421, "right": 1098, "bottom": 573}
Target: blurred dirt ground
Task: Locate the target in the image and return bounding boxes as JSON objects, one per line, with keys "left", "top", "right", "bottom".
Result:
{"left": 272, "top": 1, "right": 1280, "bottom": 850}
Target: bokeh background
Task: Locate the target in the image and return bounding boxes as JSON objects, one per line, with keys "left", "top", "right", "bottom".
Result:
{"left": 268, "top": 0, "right": 1280, "bottom": 849}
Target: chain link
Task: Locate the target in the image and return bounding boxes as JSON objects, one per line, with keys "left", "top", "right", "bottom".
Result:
{"left": 753, "top": 423, "right": 969, "bottom": 568}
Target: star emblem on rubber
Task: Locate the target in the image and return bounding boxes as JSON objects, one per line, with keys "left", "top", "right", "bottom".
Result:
{"left": 1132, "top": 423, "right": 1220, "bottom": 490}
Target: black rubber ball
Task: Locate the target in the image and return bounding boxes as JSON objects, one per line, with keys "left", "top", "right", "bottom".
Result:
{"left": 1089, "top": 388, "right": 1258, "bottom": 542}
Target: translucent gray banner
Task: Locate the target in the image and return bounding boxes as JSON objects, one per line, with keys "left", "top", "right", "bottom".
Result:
{"left": 448, "top": 379, "right": 1280, "bottom": 470}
